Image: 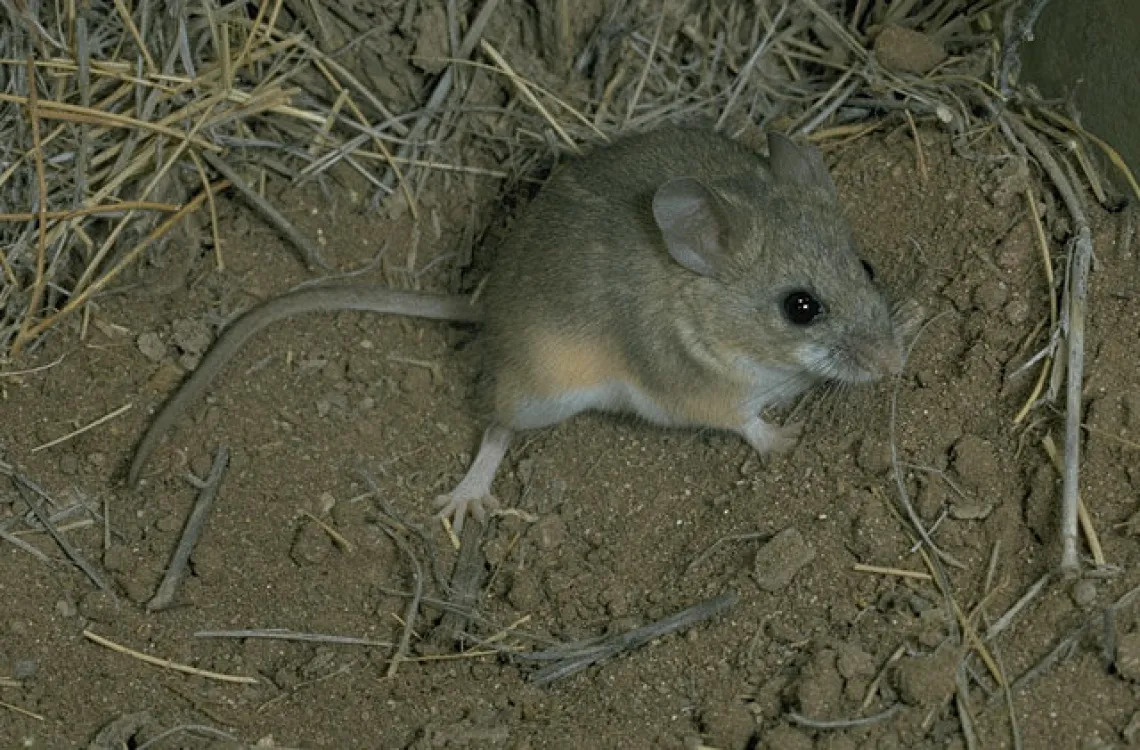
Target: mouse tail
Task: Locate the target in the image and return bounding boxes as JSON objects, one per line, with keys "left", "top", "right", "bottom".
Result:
{"left": 127, "top": 284, "right": 481, "bottom": 487}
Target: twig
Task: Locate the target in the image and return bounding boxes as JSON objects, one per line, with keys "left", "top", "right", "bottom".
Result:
{"left": 31, "top": 402, "right": 133, "bottom": 453}
{"left": 985, "top": 573, "right": 1051, "bottom": 640}
{"left": 1041, "top": 433, "right": 1106, "bottom": 566}
{"left": 0, "top": 523, "right": 54, "bottom": 563}
{"left": 518, "top": 591, "right": 738, "bottom": 685}
{"left": 1013, "top": 187, "right": 1057, "bottom": 424}
{"left": 955, "top": 663, "right": 980, "bottom": 750}
{"left": 199, "top": 151, "right": 329, "bottom": 271}
{"left": 300, "top": 509, "right": 354, "bottom": 552}
{"left": 889, "top": 313, "right": 966, "bottom": 570}
{"left": 624, "top": 9, "right": 665, "bottom": 127}
{"left": 83, "top": 630, "right": 258, "bottom": 684}
{"left": 372, "top": 505, "right": 427, "bottom": 678}
{"left": 1001, "top": 114, "right": 1092, "bottom": 575}
{"left": 0, "top": 698, "right": 45, "bottom": 722}
{"left": 787, "top": 703, "right": 902, "bottom": 730}
{"left": 136, "top": 724, "right": 237, "bottom": 750}
{"left": 991, "top": 582, "right": 1140, "bottom": 707}
{"left": 852, "top": 563, "right": 932, "bottom": 581}
{"left": 717, "top": 1, "right": 790, "bottom": 130}
{"left": 0, "top": 201, "right": 179, "bottom": 221}
{"left": 431, "top": 515, "right": 491, "bottom": 646}
{"left": 12, "top": 476, "right": 107, "bottom": 589}
{"left": 195, "top": 629, "right": 392, "bottom": 647}
{"left": 147, "top": 447, "right": 229, "bottom": 612}
{"left": 480, "top": 41, "right": 580, "bottom": 153}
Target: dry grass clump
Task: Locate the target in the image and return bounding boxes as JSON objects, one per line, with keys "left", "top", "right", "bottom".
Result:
{"left": 1, "top": 0, "right": 1108, "bottom": 357}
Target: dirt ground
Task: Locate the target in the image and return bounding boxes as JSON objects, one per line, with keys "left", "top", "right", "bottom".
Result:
{"left": 4, "top": 14, "right": 1140, "bottom": 750}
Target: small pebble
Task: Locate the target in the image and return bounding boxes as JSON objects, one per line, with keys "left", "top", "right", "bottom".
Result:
{"left": 177, "top": 352, "right": 203, "bottom": 371}
{"left": 315, "top": 492, "right": 337, "bottom": 516}
{"left": 55, "top": 598, "right": 78, "bottom": 618}
{"left": 315, "top": 390, "right": 349, "bottom": 418}
{"left": 137, "top": 331, "right": 167, "bottom": 362}
{"left": 795, "top": 648, "right": 843, "bottom": 718}
{"left": 119, "top": 575, "right": 154, "bottom": 604}
{"left": 507, "top": 572, "right": 543, "bottom": 611}
{"left": 1071, "top": 579, "right": 1098, "bottom": 608}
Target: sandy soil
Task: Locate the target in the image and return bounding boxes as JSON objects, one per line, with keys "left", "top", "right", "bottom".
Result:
{"left": 2, "top": 7, "right": 1140, "bottom": 750}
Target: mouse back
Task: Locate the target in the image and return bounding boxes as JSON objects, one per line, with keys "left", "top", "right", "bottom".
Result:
{"left": 480, "top": 126, "right": 909, "bottom": 428}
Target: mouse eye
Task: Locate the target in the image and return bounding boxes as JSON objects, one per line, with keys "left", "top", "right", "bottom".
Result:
{"left": 782, "top": 290, "right": 823, "bottom": 325}
{"left": 861, "top": 260, "right": 876, "bottom": 280}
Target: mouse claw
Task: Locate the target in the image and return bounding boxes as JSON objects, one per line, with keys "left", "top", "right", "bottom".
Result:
{"left": 741, "top": 416, "right": 802, "bottom": 457}
{"left": 434, "top": 490, "right": 500, "bottom": 537}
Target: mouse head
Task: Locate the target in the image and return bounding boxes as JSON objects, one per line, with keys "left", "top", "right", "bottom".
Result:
{"left": 651, "top": 133, "right": 912, "bottom": 384}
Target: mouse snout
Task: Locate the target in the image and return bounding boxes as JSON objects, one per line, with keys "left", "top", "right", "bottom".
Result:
{"left": 852, "top": 337, "right": 905, "bottom": 379}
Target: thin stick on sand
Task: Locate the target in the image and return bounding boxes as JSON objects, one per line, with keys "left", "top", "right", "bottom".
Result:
{"left": 12, "top": 475, "right": 107, "bottom": 589}
{"left": 1002, "top": 114, "right": 1093, "bottom": 575}
{"left": 147, "top": 446, "right": 229, "bottom": 612}
{"left": 83, "top": 629, "right": 258, "bottom": 684}
{"left": 517, "top": 591, "right": 738, "bottom": 685}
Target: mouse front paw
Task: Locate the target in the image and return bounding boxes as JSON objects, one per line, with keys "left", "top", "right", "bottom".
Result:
{"left": 740, "top": 416, "right": 802, "bottom": 456}
{"left": 434, "top": 489, "right": 500, "bottom": 536}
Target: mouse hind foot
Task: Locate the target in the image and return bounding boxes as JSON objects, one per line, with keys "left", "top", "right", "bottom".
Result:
{"left": 435, "top": 424, "right": 513, "bottom": 535}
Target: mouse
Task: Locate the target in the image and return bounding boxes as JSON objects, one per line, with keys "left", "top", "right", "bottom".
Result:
{"left": 128, "top": 125, "right": 913, "bottom": 534}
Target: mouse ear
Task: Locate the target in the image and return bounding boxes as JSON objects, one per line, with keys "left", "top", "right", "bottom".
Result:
{"left": 652, "top": 177, "right": 729, "bottom": 277}
{"left": 768, "top": 132, "right": 837, "bottom": 198}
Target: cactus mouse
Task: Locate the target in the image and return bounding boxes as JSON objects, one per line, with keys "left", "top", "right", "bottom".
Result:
{"left": 129, "top": 125, "right": 911, "bottom": 533}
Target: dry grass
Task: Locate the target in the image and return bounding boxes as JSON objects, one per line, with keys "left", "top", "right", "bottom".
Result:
{"left": 9, "top": 0, "right": 1130, "bottom": 361}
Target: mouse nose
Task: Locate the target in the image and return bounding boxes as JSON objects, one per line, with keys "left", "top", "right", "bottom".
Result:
{"left": 856, "top": 339, "right": 905, "bottom": 378}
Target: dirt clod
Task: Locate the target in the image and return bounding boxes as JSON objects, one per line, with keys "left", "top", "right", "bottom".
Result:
{"left": 136, "top": 332, "right": 166, "bottom": 362}
{"left": 761, "top": 723, "right": 814, "bottom": 750}
{"left": 753, "top": 527, "right": 815, "bottom": 592}
{"left": 794, "top": 647, "right": 844, "bottom": 718}
{"left": 894, "top": 645, "right": 960, "bottom": 706}
{"left": 873, "top": 25, "right": 947, "bottom": 74}
{"left": 1117, "top": 632, "right": 1140, "bottom": 683}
